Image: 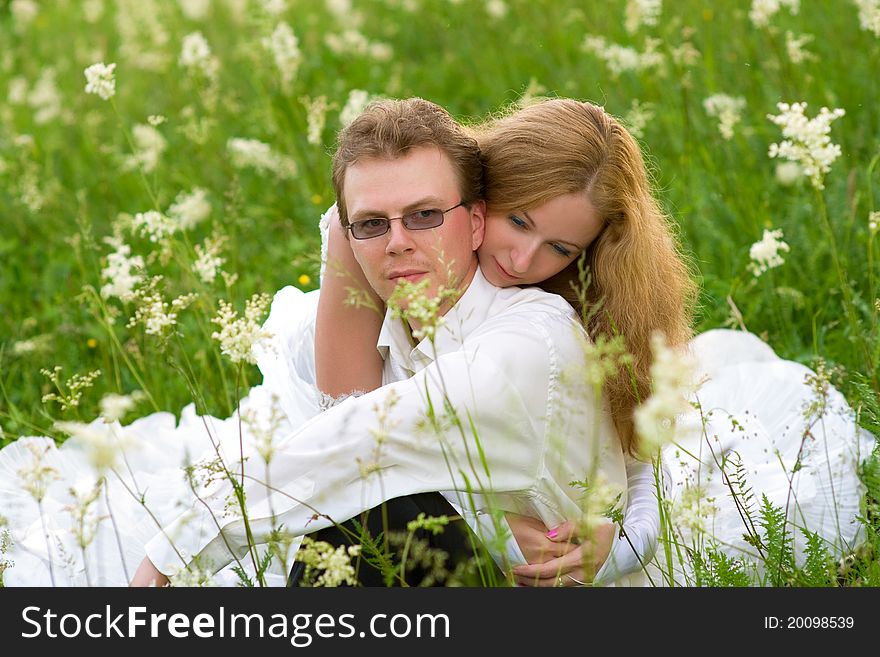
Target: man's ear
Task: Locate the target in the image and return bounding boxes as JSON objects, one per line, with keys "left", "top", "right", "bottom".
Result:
{"left": 469, "top": 200, "right": 486, "bottom": 250}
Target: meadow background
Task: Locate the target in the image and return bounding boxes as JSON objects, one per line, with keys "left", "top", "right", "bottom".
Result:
{"left": 0, "top": 0, "right": 878, "bottom": 584}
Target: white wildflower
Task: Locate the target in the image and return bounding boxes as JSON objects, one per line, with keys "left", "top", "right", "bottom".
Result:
{"left": 125, "top": 123, "right": 167, "bottom": 173}
{"left": 623, "top": 99, "right": 655, "bottom": 141}
{"left": 193, "top": 234, "right": 226, "bottom": 284}
{"left": 179, "top": 31, "right": 219, "bottom": 79}
{"left": 749, "top": 0, "right": 799, "bottom": 27}
{"left": 227, "top": 137, "right": 297, "bottom": 179}
{"left": 667, "top": 484, "right": 718, "bottom": 534}
{"left": 703, "top": 94, "right": 747, "bottom": 140}
{"left": 211, "top": 293, "right": 273, "bottom": 364}
{"left": 28, "top": 68, "right": 62, "bottom": 124}
{"left": 260, "top": 0, "right": 287, "bottom": 14}
{"left": 100, "top": 240, "right": 145, "bottom": 302}
{"left": 785, "top": 31, "right": 816, "bottom": 64}
{"left": 10, "top": 0, "right": 39, "bottom": 28}
{"left": 582, "top": 35, "right": 665, "bottom": 77}
{"left": 671, "top": 40, "right": 701, "bottom": 68}
{"left": 12, "top": 334, "right": 52, "bottom": 356}
{"left": 634, "top": 332, "right": 697, "bottom": 455}
{"left": 41, "top": 367, "right": 102, "bottom": 412}
{"left": 132, "top": 209, "right": 176, "bottom": 242}
{"left": 625, "top": 0, "right": 662, "bottom": 34}
{"left": 339, "top": 89, "right": 376, "bottom": 127}
{"left": 853, "top": 0, "right": 880, "bottom": 37}
{"left": 55, "top": 421, "right": 133, "bottom": 473}
{"left": 82, "top": 0, "right": 105, "bottom": 23}
{"left": 179, "top": 0, "right": 211, "bottom": 20}
{"left": 301, "top": 95, "right": 330, "bottom": 145}
{"left": 147, "top": 114, "right": 167, "bottom": 126}
{"left": 128, "top": 284, "right": 197, "bottom": 336}
{"left": 486, "top": 0, "right": 508, "bottom": 19}
{"left": 17, "top": 442, "right": 59, "bottom": 503}
{"left": 775, "top": 161, "right": 803, "bottom": 186}
{"left": 99, "top": 391, "right": 144, "bottom": 422}
{"left": 748, "top": 228, "right": 791, "bottom": 277}
{"left": 262, "top": 22, "right": 301, "bottom": 89}
{"left": 167, "top": 188, "right": 211, "bottom": 230}
{"left": 8, "top": 76, "right": 28, "bottom": 104}
{"left": 65, "top": 478, "right": 104, "bottom": 551}
{"left": 84, "top": 62, "right": 116, "bottom": 100}
{"left": 767, "top": 102, "right": 846, "bottom": 189}
{"left": 869, "top": 211, "right": 880, "bottom": 234}
{"left": 295, "top": 537, "right": 361, "bottom": 587}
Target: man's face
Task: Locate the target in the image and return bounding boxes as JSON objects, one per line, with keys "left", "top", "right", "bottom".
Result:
{"left": 344, "top": 145, "right": 485, "bottom": 314}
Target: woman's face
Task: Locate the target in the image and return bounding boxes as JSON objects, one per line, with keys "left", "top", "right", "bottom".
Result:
{"left": 478, "top": 190, "right": 603, "bottom": 287}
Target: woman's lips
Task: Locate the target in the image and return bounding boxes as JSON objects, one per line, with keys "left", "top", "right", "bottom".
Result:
{"left": 493, "top": 257, "right": 521, "bottom": 281}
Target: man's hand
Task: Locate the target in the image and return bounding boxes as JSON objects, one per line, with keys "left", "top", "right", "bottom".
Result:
{"left": 130, "top": 556, "right": 170, "bottom": 587}
{"left": 507, "top": 514, "right": 615, "bottom": 587}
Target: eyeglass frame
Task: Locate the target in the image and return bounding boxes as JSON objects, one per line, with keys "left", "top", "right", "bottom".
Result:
{"left": 346, "top": 201, "right": 466, "bottom": 240}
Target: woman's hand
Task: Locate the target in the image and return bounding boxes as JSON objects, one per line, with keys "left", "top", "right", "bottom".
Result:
{"left": 130, "top": 556, "right": 170, "bottom": 587}
{"left": 507, "top": 514, "right": 616, "bottom": 587}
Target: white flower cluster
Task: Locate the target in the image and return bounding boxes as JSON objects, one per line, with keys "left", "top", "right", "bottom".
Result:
{"left": 869, "top": 211, "right": 880, "bottom": 234}
{"left": 667, "top": 483, "right": 718, "bottom": 534}
{"left": 179, "top": 31, "right": 219, "bottom": 79}
{"left": 748, "top": 228, "right": 791, "bottom": 277}
{"left": 132, "top": 210, "right": 176, "bottom": 243}
{"left": 17, "top": 441, "right": 59, "bottom": 503}
{"left": 634, "top": 332, "right": 696, "bottom": 455}
{"left": 29, "top": 68, "right": 63, "bottom": 124}
{"left": 785, "top": 31, "right": 816, "bottom": 64}
{"left": 55, "top": 421, "right": 133, "bottom": 473}
{"left": 99, "top": 391, "right": 145, "bottom": 422}
{"left": 10, "top": 0, "right": 39, "bottom": 28}
{"left": 125, "top": 123, "right": 167, "bottom": 173}
{"left": 625, "top": 0, "right": 662, "bottom": 34}
{"left": 767, "top": 102, "right": 846, "bottom": 189}
{"left": 295, "top": 537, "right": 361, "bottom": 587}
{"left": 211, "top": 293, "right": 273, "bottom": 364}
{"left": 486, "top": 0, "right": 508, "bottom": 19}
{"left": 703, "top": 94, "right": 747, "bottom": 140}
{"left": 623, "top": 99, "right": 655, "bottom": 140}
{"left": 101, "top": 239, "right": 145, "bottom": 301}
{"left": 193, "top": 234, "right": 226, "bottom": 284}
{"left": 167, "top": 188, "right": 211, "bottom": 230}
{"left": 339, "top": 89, "right": 377, "bottom": 127}
{"left": 84, "top": 62, "right": 116, "bottom": 100}
{"left": 853, "top": 0, "right": 880, "bottom": 36}
{"left": 179, "top": 0, "right": 211, "bottom": 20}
{"left": 582, "top": 36, "right": 665, "bottom": 77}
{"left": 127, "top": 286, "right": 197, "bottom": 336}
{"left": 262, "top": 22, "right": 302, "bottom": 88}
{"left": 749, "top": 0, "right": 800, "bottom": 27}
{"left": 226, "top": 137, "right": 298, "bottom": 179}
{"left": 301, "top": 95, "right": 330, "bottom": 145}
{"left": 324, "top": 30, "right": 393, "bottom": 62}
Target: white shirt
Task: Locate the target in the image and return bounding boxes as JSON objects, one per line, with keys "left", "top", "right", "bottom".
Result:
{"left": 145, "top": 266, "right": 629, "bottom": 580}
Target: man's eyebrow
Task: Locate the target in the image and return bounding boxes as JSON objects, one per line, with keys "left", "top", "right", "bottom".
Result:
{"left": 522, "top": 210, "right": 585, "bottom": 251}
{"left": 349, "top": 197, "right": 446, "bottom": 221}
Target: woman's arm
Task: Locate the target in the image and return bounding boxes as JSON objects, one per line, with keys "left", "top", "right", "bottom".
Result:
{"left": 314, "top": 205, "right": 385, "bottom": 396}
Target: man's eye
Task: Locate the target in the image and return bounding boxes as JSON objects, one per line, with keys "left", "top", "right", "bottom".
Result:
{"left": 509, "top": 215, "right": 527, "bottom": 228}
{"left": 417, "top": 209, "right": 434, "bottom": 218}
{"left": 366, "top": 219, "right": 385, "bottom": 228}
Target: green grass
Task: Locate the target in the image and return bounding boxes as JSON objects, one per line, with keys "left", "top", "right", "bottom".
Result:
{"left": 0, "top": 0, "right": 877, "bottom": 585}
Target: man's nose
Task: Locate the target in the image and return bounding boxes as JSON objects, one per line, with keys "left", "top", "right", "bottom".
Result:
{"left": 384, "top": 219, "right": 416, "bottom": 255}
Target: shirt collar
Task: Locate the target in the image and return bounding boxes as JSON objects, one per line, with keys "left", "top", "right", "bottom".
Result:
{"left": 376, "top": 265, "right": 497, "bottom": 371}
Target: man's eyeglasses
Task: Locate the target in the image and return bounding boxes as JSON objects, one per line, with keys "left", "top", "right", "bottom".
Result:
{"left": 347, "top": 201, "right": 465, "bottom": 240}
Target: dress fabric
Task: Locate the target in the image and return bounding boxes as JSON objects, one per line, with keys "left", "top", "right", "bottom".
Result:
{"left": 0, "top": 213, "right": 874, "bottom": 586}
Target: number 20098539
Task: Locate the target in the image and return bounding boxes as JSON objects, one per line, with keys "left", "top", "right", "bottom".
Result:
{"left": 764, "top": 617, "right": 854, "bottom": 629}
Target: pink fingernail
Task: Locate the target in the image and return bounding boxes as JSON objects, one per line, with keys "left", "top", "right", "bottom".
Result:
{"left": 547, "top": 528, "right": 558, "bottom": 539}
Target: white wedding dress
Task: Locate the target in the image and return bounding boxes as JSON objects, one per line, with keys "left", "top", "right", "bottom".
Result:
{"left": 0, "top": 214, "right": 875, "bottom": 586}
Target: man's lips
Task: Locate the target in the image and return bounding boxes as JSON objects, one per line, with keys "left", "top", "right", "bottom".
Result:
{"left": 388, "top": 269, "right": 428, "bottom": 283}
{"left": 493, "top": 257, "right": 521, "bottom": 281}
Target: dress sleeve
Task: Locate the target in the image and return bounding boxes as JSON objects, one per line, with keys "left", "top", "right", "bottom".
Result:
{"left": 591, "top": 453, "right": 667, "bottom": 585}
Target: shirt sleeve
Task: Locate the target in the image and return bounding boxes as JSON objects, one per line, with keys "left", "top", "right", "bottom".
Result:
{"left": 592, "top": 453, "right": 668, "bottom": 585}
{"left": 145, "top": 331, "right": 557, "bottom": 578}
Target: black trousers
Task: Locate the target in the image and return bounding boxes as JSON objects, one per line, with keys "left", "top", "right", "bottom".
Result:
{"left": 287, "top": 493, "right": 500, "bottom": 587}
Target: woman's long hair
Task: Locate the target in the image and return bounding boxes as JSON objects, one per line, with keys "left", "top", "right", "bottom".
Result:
{"left": 474, "top": 98, "right": 698, "bottom": 455}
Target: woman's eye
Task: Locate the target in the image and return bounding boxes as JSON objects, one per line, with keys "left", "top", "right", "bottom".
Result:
{"left": 509, "top": 214, "right": 527, "bottom": 228}
{"left": 551, "top": 243, "right": 572, "bottom": 257}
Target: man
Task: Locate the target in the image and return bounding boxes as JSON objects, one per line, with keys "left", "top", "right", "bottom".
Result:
{"left": 131, "top": 98, "right": 628, "bottom": 587}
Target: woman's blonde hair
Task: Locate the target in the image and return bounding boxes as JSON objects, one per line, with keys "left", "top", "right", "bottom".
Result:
{"left": 474, "top": 98, "right": 698, "bottom": 455}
